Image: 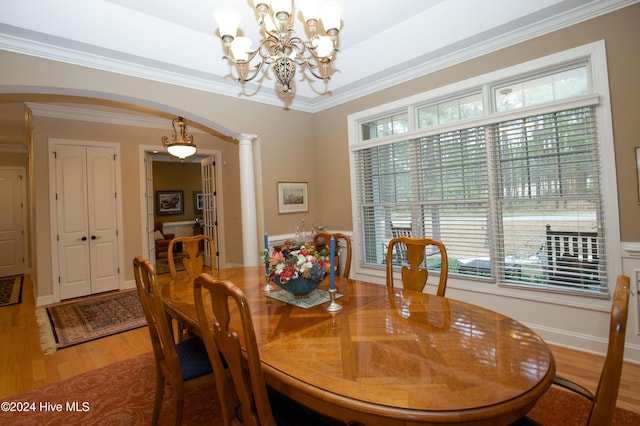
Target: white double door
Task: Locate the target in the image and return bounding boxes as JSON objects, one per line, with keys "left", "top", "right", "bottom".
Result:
{"left": 54, "top": 143, "right": 120, "bottom": 300}
{"left": 0, "top": 168, "right": 26, "bottom": 277}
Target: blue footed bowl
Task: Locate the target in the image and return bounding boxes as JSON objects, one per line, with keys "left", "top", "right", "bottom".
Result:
{"left": 275, "top": 276, "right": 321, "bottom": 298}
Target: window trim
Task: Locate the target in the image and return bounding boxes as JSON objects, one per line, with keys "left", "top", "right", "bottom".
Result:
{"left": 348, "top": 40, "right": 622, "bottom": 301}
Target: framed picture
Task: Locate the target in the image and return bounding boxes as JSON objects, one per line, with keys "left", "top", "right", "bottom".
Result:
{"left": 156, "top": 190, "right": 184, "bottom": 215}
{"left": 278, "top": 182, "right": 308, "bottom": 214}
{"left": 194, "top": 191, "right": 203, "bottom": 213}
{"left": 636, "top": 147, "right": 640, "bottom": 204}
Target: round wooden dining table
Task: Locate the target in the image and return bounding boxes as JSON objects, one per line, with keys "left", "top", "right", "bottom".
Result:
{"left": 160, "top": 266, "right": 555, "bottom": 426}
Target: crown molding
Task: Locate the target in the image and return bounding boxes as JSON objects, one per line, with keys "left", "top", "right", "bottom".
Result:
{"left": 310, "top": 0, "right": 639, "bottom": 112}
{"left": 26, "top": 102, "right": 165, "bottom": 128}
{"left": 2, "top": 1, "right": 637, "bottom": 113}
{"left": 25, "top": 102, "right": 205, "bottom": 133}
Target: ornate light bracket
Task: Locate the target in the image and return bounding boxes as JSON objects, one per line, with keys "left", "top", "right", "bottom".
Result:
{"left": 161, "top": 116, "right": 197, "bottom": 161}
{"left": 214, "top": 1, "right": 343, "bottom": 93}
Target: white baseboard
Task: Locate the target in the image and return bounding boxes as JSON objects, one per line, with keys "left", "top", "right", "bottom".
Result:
{"left": 528, "top": 323, "right": 640, "bottom": 365}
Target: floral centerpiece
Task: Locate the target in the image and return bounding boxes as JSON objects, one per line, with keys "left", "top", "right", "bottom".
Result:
{"left": 261, "top": 240, "right": 330, "bottom": 296}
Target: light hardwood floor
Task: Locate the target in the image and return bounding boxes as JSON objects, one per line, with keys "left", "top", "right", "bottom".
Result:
{"left": 1, "top": 275, "right": 639, "bottom": 415}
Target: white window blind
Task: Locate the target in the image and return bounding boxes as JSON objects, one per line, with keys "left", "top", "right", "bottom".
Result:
{"left": 354, "top": 105, "right": 606, "bottom": 295}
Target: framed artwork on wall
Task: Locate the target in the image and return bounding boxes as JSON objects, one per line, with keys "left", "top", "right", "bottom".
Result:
{"left": 194, "top": 191, "right": 203, "bottom": 213}
{"left": 156, "top": 190, "right": 184, "bottom": 215}
{"left": 278, "top": 182, "right": 308, "bottom": 214}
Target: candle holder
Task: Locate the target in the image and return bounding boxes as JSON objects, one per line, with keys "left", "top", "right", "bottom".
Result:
{"left": 325, "top": 288, "right": 342, "bottom": 312}
{"left": 263, "top": 274, "right": 276, "bottom": 292}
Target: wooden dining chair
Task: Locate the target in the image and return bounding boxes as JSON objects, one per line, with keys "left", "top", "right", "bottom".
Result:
{"left": 193, "top": 273, "right": 344, "bottom": 426}
{"left": 168, "top": 234, "right": 216, "bottom": 279}
{"left": 132, "top": 256, "right": 214, "bottom": 426}
{"left": 312, "top": 231, "right": 352, "bottom": 278}
{"left": 385, "top": 236, "right": 448, "bottom": 296}
{"left": 519, "top": 274, "right": 631, "bottom": 426}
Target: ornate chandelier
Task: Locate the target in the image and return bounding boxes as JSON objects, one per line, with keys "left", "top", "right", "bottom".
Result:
{"left": 161, "top": 117, "right": 197, "bottom": 160}
{"left": 214, "top": 0, "right": 343, "bottom": 93}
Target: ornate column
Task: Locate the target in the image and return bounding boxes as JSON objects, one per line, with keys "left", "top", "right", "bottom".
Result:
{"left": 237, "top": 133, "right": 259, "bottom": 266}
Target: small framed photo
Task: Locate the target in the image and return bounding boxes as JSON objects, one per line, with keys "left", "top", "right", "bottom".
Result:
{"left": 156, "top": 190, "right": 184, "bottom": 215}
{"left": 194, "top": 191, "right": 203, "bottom": 213}
{"left": 277, "top": 182, "right": 308, "bottom": 214}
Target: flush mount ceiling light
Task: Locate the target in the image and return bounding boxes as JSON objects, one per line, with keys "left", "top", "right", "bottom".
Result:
{"left": 213, "top": 0, "right": 343, "bottom": 93}
{"left": 161, "top": 116, "right": 197, "bottom": 160}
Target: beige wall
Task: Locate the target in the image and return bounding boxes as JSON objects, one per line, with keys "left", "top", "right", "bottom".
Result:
{"left": 28, "top": 116, "right": 241, "bottom": 298}
{"left": 314, "top": 3, "right": 640, "bottom": 241}
{"left": 0, "top": 4, "right": 638, "bottom": 302}
{"left": 153, "top": 162, "right": 202, "bottom": 223}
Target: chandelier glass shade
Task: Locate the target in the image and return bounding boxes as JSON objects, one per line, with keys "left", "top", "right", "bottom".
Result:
{"left": 214, "top": 0, "right": 343, "bottom": 92}
{"left": 161, "top": 116, "right": 197, "bottom": 160}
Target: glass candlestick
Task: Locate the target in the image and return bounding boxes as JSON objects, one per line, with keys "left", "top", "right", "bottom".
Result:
{"left": 325, "top": 288, "right": 342, "bottom": 312}
{"left": 263, "top": 274, "right": 276, "bottom": 292}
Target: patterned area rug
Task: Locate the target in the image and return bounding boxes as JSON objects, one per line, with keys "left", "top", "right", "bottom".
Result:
{"left": 2, "top": 352, "right": 639, "bottom": 426}
{"left": 0, "top": 352, "right": 221, "bottom": 425}
{"left": 0, "top": 275, "right": 23, "bottom": 307}
{"left": 38, "top": 290, "right": 146, "bottom": 353}
{"left": 527, "top": 385, "right": 640, "bottom": 425}
{"left": 155, "top": 253, "right": 186, "bottom": 275}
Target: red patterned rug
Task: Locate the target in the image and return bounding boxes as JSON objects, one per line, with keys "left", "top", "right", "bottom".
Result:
{"left": 0, "top": 352, "right": 221, "bottom": 425}
{"left": 2, "top": 350, "right": 639, "bottom": 426}
{"left": 40, "top": 290, "right": 146, "bottom": 352}
{"left": 527, "top": 385, "right": 640, "bottom": 425}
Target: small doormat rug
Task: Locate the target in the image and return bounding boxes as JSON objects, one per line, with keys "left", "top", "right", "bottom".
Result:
{"left": 38, "top": 290, "right": 146, "bottom": 353}
{"left": 0, "top": 275, "right": 23, "bottom": 307}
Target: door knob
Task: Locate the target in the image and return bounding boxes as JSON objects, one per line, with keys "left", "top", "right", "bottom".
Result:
{"left": 91, "top": 235, "right": 97, "bottom": 240}
{"left": 80, "top": 236, "right": 87, "bottom": 241}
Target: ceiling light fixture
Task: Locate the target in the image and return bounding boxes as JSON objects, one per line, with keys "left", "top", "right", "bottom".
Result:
{"left": 161, "top": 116, "right": 197, "bottom": 160}
{"left": 213, "top": 0, "right": 343, "bottom": 93}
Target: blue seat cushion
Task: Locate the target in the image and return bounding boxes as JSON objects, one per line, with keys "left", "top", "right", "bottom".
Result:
{"left": 175, "top": 336, "right": 213, "bottom": 381}
{"left": 235, "top": 387, "right": 343, "bottom": 426}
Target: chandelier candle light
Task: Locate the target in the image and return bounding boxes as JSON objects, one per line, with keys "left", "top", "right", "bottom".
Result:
{"left": 263, "top": 233, "right": 275, "bottom": 291}
{"left": 161, "top": 116, "right": 197, "bottom": 161}
{"left": 326, "top": 236, "right": 342, "bottom": 312}
{"left": 213, "top": 0, "right": 343, "bottom": 92}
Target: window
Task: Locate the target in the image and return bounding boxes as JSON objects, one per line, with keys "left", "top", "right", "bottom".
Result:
{"left": 417, "top": 93, "right": 483, "bottom": 128}
{"left": 361, "top": 112, "right": 408, "bottom": 141}
{"left": 350, "top": 44, "right": 616, "bottom": 297}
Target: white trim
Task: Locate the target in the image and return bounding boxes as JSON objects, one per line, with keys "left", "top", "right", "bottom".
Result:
{"left": 349, "top": 41, "right": 607, "bottom": 131}
{"left": 138, "top": 144, "right": 227, "bottom": 267}
{"left": 0, "top": 166, "right": 29, "bottom": 276}
{"left": 2, "top": 2, "right": 636, "bottom": 113}
{"left": 349, "top": 40, "right": 621, "bottom": 300}
{"left": 622, "top": 242, "right": 640, "bottom": 259}
{"left": 48, "top": 138, "right": 125, "bottom": 303}
{"left": 26, "top": 102, "right": 211, "bottom": 133}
